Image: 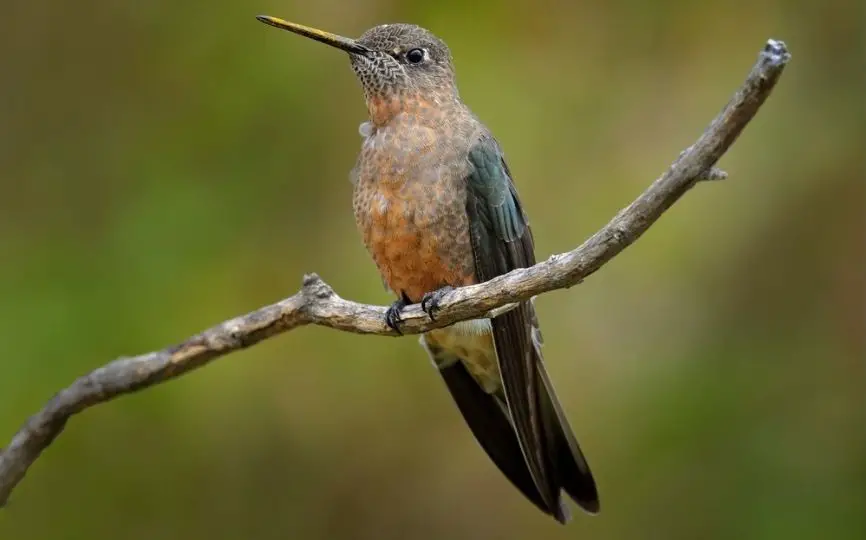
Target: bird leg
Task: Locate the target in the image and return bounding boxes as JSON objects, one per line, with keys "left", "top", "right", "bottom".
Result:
{"left": 385, "top": 292, "right": 412, "bottom": 334}
{"left": 421, "top": 285, "right": 455, "bottom": 321}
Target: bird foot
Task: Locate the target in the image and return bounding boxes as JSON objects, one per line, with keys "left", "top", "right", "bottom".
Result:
{"left": 421, "top": 286, "right": 455, "bottom": 321}
{"left": 385, "top": 295, "right": 410, "bottom": 334}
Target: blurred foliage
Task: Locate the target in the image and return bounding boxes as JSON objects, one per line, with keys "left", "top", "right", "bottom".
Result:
{"left": 1, "top": 0, "right": 864, "bottom": 538}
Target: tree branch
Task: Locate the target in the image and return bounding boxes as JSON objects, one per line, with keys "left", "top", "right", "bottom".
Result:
{"left": 0, "top": 39, "right": 790, "bottom": 508}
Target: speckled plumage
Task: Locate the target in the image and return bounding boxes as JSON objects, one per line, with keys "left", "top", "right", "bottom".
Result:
{"left": 351, "top": 95, "right": 482, "bottom": 303}
{"left": 347, "top": 25, "right": 481, "bottom": 305}
{"left": 258, "top": 18, "right": 599, "bottom": 523}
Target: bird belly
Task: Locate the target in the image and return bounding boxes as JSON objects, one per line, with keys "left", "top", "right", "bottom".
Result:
{"left": 355, "top": 177, "right": 475, "bottom": 303}
{"left": 365, "top": 217, "right": 464, "bottom": 302}
{"left": 425, "top": 321, "right": 501, "bottom": 394}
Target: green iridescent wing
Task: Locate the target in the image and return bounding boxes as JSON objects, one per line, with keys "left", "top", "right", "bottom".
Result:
{"left": 464, "top": 134, "right": 599, "bottom": 516}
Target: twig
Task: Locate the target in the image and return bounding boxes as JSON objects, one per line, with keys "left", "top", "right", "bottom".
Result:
{"left": 0, "top": 39, "right": 790, "bottom": 508}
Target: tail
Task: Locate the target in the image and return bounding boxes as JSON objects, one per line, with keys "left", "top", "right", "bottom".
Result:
{"left": 536, "top": 358, "right": 600, "bottom": 516}
{"left": 422, "top": 336, "right": 599, "bottom": 523}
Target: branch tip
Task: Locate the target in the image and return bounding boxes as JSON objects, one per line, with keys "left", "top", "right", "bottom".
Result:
{"left": 763, "top": 39, "right": 791, "bottom": 64}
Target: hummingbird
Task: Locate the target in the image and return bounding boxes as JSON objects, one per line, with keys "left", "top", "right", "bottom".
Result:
{"left": 257, "top": 15, "right": 600, "bottom": 523}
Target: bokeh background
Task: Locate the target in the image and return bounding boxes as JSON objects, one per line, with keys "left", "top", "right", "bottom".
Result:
{"left": 1, "top": 0, "right": 863, "bottom": 538}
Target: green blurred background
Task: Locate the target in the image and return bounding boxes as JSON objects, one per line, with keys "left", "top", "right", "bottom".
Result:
{"left": 1, "top": 0, "right": 863, "bottom": 538}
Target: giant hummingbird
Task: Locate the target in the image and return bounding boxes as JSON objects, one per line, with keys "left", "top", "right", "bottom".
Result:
{"left": 257, "top": 15, "right": 600, "bottom": 523}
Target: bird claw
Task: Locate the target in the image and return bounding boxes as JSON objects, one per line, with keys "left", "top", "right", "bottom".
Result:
{"left": 385, "top": 297, "right": 408, "bottom": 334}
{"left": 421, "top": 286, "right": 455, "bottom": 321}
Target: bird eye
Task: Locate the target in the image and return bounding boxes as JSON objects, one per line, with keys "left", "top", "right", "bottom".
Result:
{"left": 405, "top": 48, "right": 426, "bottom": 64}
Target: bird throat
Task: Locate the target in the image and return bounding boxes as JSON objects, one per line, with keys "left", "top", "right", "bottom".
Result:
{"left": 364, "top": 90, "right": 446, "bottom": 127}
{"left": 366, "top": 95, "right": 402, "bottom": 126}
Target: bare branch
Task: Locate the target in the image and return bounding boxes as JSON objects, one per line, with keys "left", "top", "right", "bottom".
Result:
{"left": 0, "top": 39, "right": 790, "bottom": 508}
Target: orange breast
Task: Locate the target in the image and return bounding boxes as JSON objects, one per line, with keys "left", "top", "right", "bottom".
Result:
{"left": 352, "top": 106, "right": 477, "bottom": 303}
{"left": 362, "top": 181, "right": 475, "bottom": 303}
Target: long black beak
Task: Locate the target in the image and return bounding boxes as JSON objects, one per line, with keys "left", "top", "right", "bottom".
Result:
{"left": 256, "top": 15, "right": 371, "bottom": 56}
